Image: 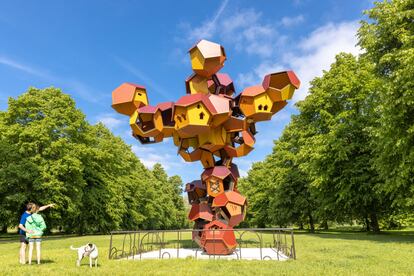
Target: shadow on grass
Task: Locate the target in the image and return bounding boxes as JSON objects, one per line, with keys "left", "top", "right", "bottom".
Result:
{"left": 0, "top": 234, "right": 79, "bottom": 244}
{"left": 39, "top": 259, "right": 55, "bottom": 264}
{"left": 301, "top": 230, "right": 414, "bottom": 244}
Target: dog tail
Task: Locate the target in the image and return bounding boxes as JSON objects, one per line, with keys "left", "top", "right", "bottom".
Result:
{"left": 70, "top": 245, "right": 79, "bottom": 250}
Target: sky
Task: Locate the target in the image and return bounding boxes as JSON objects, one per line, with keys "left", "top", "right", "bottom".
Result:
{"left": 0, "top": 0, "right": 374, "bottom": 184}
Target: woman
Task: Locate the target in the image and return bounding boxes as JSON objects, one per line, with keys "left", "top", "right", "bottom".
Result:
{"left": 25, "top": 204, "right": 47, "bottom": 265}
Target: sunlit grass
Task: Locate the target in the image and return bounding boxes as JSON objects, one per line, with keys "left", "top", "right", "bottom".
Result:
{"left": 0, "top": 230, "right": 413, "bottom": 275}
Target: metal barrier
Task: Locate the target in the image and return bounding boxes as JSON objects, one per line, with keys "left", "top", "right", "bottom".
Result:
{"left": 109, "top": 228, "right": 296, "bottom": 261}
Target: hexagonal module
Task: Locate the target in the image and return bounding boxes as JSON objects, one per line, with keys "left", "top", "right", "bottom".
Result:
{"left": 237, "top": 85, "right": 275, "bottom": 122}
{"left": 174, "top": 94, "right": 213, "bottom": 138}
{"left": 129, "top": 105, "right": 163, "bottom": 139}
{"left": 185, "top": 73, "right": 210, "bottom": 95}
{"left": 189, "top": 40, "right": 226, "bottom": 77}
{"left": 262, "top": 70, "right": 301, "bottom": 101}
{"left": 185, "top": 180, "right": 207, "bottom": 204}
{"left": 188, "top": 201, "right": 214, "bottom": 222}
{"left": 202, "top": 166, "right": 238, "bottom": 197}
{"left": 156, "top": 101, "right": 175, "bottom": 137}
{"left": 212, "top": 73, "right": 235, "bottom": 96}
{"left": 224, "top": 130, "right": 255, "bottom": 158}
{"left": 112, "top": 82, "right": 148, "bottom": 116}
{"left": 213, "top": 191, "right": 247, "bottom": 227}
{"left": 201, "top": 220, "right": 237, "bottom": 255}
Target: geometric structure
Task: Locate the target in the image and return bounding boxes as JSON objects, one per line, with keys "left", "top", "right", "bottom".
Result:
{"left": 111, "top": 39, "right": 300, "bottom": 255}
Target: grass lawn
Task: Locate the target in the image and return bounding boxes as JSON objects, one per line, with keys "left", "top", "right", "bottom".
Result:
{"left": 0, "top": 230, "right": 413, "bottom": 275}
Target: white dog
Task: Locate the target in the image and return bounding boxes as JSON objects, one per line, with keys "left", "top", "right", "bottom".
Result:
{"left": 70, "top": 243, "right": 98, "bottom": 267}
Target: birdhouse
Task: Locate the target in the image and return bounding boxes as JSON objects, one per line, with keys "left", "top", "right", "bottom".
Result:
{"left": 189, "top": 40, "right": 226, "bottom": 77}
{"left": 213, "top": 191, "right": 247, "bottom": 227}
{"left": 111, "top": 83, "right": 148, "bottom": 116}
{"left": 200, "top": 220, "right": 237, "bottom": 255}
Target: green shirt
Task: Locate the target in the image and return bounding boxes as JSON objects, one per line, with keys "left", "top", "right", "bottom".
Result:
{"left": 25, "top": 213, "right": 46, "bottom": 239}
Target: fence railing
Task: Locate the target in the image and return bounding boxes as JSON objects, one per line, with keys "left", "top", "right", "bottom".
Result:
{"left": 109, "top": 228, "right": 295, "bottom": 261}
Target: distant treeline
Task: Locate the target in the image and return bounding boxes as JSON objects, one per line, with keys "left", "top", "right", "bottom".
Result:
{"left": 0, "top": 87, "right": 188, "bottom": 234}
{"left": 239, "top": 0, "right": 414, "bottom": 232}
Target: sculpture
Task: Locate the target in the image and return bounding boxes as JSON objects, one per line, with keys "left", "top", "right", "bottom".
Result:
{"left": 111, "top": 39, "right": 300, "bottom": 255}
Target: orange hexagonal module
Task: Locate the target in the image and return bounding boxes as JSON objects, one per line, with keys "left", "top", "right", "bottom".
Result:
{"left": 201, "top": 220, "right": 237, "bottom": 255}
{"left": 112, "top": 83, "right": 148, "bottom": 116}
{"left": 189, "top": 40, "right": 226, "bottom": 78}
{"left": 188, "top": 201, "right": 214, "bottom": 222}
{"left": 213, "top": 191, "right": 247, "bottom": 227}
{"left": 202, "top": 166, "right": 237, "bottom": 197}
{"left": 237, "top": 85, "right": 286, "bottom": 122}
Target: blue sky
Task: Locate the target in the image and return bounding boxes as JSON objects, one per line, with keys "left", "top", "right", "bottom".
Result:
{"left": 0, "top": 0, "right": 373, "bottom": 184}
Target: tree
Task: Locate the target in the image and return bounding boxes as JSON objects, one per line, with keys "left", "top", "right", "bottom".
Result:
{"left": 359, "top": 0, "right": 414, "bottom": 210}
{"left": 0, "top": 87, "right": 187, "bottom": 233}
{"left": 297, "top": 54, "right": 386, "bottom": 232}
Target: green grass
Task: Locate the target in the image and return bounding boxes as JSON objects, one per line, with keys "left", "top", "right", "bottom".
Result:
{"left": 0, "top": 230, "right": 413, "bottom": 275}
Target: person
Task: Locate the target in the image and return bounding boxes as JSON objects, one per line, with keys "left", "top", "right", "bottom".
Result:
{"left": 25, "top": 204, "right": 47, "bottom": 265}
{"left": 18, "top": 202, "right": 54, "bottom": 264}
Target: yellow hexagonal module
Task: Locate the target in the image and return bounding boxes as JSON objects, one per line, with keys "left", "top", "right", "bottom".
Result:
{"left": 129, "top": 106, "right": 163, "bottom": 138}
{"left": 238, "top": 85, "right": 288, "bottom": 122}
{"left": 174, "top": 94, "right": 212, "bottom": 137}
{"left": 262, "top": 71, "right": 301, "bottom": 101}
{"left": 185, "top": 74, "right": 210, "bottom": 94}
{"left": 189, "top": 40, "right": 226, "bottom": 78}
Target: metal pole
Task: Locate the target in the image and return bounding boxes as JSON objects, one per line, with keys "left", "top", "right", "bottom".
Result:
{"left": 109, "top": 232, "right": 113, "bottom": 259}
{"left": 291, "top": 229, "right": 296, "bottom": 260}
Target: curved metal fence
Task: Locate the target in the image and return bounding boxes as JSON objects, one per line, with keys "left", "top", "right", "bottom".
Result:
{"left": 109, "top": 228, "right": 296, "bottom": 261}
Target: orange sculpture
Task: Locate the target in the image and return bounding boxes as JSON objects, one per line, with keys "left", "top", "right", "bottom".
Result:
{"left": 111, "top": 39, "right": 300, "bottom": 255}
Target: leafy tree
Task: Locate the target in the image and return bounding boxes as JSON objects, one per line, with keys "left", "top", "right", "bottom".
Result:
{"left": 297, "top": 54, "right": 385, "bottom": 232}
{"left": 359, "top": 0, "right": 414, "bottom": 210}
{"left": 0, "top": 87, "right": 187, "bottom": 234}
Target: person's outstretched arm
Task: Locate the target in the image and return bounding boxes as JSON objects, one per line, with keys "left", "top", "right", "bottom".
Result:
{"left": 39, "top": 203, "right": 55, "bottom": 211}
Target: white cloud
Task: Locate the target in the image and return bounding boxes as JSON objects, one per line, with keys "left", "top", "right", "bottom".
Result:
{"left": 131, "top": 142, "right": 183, "bottom": 172}
{"left": 236, "top": 21, "right": 361, "bottom": 102}
{"left": 281, "top": 15, "right": 305, "bottom": 27}
{"left": 180, "top": 8, "right": 287, "bottom": 59}
{"left": 186, "top": 0, "right": 229, "bottom": 42}
{"left": 289, "top": 21, "right": 361, "bottom": 102}
{"left": 97, "top": 115, "right": 123, "bottom": 130}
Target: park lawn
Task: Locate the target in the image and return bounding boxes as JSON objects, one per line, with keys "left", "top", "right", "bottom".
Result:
{"left": 0, "top": 230, "right": 413, "bottom": 275}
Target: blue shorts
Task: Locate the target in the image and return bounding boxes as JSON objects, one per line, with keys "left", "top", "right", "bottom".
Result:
{"left": 28, "top": 238, "right": 42, "bottom": 243}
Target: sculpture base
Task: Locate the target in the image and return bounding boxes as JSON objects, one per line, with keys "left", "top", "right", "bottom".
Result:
{"left": 127, "top": 248, "right": 289, "bottom": 261}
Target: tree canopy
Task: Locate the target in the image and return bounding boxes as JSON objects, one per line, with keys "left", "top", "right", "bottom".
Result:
{"left": 0, "top": 87, "right": 187, "bottom": 234}
{"left": 240, "top": 0, "right": 414, "bottom": 232}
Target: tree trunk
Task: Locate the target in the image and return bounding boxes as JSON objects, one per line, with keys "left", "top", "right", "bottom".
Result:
{"left": 321, "top": 220, "right": 329, "bottom": 230}
{"left": 298, "top": 222, "right": 304, "bottom": 230}
{"left": 0, "top": 225, "right": 7, "bottom": 233}
{"left": 370, "top": 212, "right": 380, "bottom": 233}
{"left": 365, "top": 216, "right": 370, "bottom": 232}
{"left": 308, "top": 213, "right": 315, "bottom": 233}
